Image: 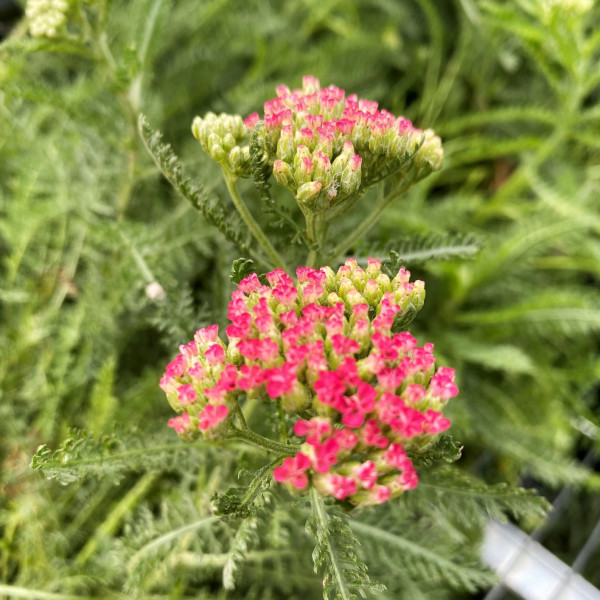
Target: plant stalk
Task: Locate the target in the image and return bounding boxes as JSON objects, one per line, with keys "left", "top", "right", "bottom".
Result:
{"left": 222, "top": 172, "right": 289, "bottom": 271}
{"left": 328, "top": 180, "right": 410, "bottom": 261}
{"left": 230, "top": 426, "right": 299, "bottom": 455}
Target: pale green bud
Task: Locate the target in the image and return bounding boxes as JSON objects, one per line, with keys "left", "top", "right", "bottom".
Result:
{"left": 273, "top": 160, "right": 295, "bottom": 189}
{"left": 222, "top": 133, "right": 236, "bottom": 152}
{"left": 276, "top": 126, "right": 296, "bottom": 163}
{"left": 296, "top": 181, "right": 322, "bottom": 208}
{"left": 375, "top": 273, "right": 391, "bottom": 293}
{"left": 228, "top": 146, "right": 247, "bottom": 173}
{"left": 210, "top": 144, "right": 226, "bottom": 163}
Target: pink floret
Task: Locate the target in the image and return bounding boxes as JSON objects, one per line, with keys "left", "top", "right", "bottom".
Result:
{"left": 273, "top": 452, "right": 311, "bottom": 489}
{"left": 198, "top": 404, "right": 229, "bottom": 430}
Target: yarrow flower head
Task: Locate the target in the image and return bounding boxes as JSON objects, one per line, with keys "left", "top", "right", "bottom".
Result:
{"left": 26, "top": 0, "right": 69, "bottom": 38}
{"left": 192, "top": 76, "right": 443, "bottom": 215}
{"left": 161, "top": 258, "right": 458, "bottom": 508}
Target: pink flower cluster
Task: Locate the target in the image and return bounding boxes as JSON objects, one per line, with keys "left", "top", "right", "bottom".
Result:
{"left": 246, "top": 75, "right": 443, "bottom": 209}
{"left": 161, "top": 258, "right": 458, "bottom": 506}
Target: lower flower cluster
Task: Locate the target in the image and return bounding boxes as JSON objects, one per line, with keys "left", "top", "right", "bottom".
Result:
{"left": 161, "top": 258, "right": 458, "bottom": 507}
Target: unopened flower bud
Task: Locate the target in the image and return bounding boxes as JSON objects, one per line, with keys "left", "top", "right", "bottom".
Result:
{"left": 244, "top": 112, "right": 259, "bottom": 130}
{"left": 340, "top": 154, "right": 362, "bottom": 196}
{"left": 296, "top": 181, "right": 322, "bottom": 207}
{"left": 277, "top": 125, "right": 296, "bottom": 162}
{"left": 145, "top": 281, "right": 166, "bottom": 302}
{"left": 364, "top": 279, "right": 382, "bottom": 304}
{"left": 336, "top": 277, "right": 354, "bottom": 299}
{"left": 375, "top": 273, "right": 391, "bottom": 292}
{"left": 313, "top": 150, "right": 331, "bottom": 181}
{"left": 27, "top": 0, "right": 69, "bottom": 38}
{"left": 273, "top": 160, "right": 295, "bottom": 189}
{"left": 222, "top": 133, "right": 236, "bottom": 152}
{"left": 210, "top": 144, "right": 226, "bottom": 163}
{"left": 417, "top": 130, "right": 444, "bottom": 171}
{"left": 207, "top": 133, "right": 222, "bottom": 149}
{"left": 365, "top": 258, "right": 382, "bottom": 279}
{"left": 228, "top": 146, "right": 249, "bottom": 174}
{"left": 302, "top": 75, "right": 320, "bottom": 94}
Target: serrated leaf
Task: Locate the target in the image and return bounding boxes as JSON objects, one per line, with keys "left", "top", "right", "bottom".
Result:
{"left": 419, "top": 466, "right": 550, "bottom": 524}
{"left": 211, "top": 457, "right": 278, "bottom": 521}
{"left": 410, "top": 435, "right": 463, "bottom": 468}
{"left": 306, "top": 489, "right": 385, "bottom": 600}
{"left": 138, "top": 114, "right": 250, "bottom": 251}
{"left": 350, "top": 520, "right": 495, "bottom": 593}
{"left": 230, "top": 258, "right": 256, "bottom": 285}
{"left": 453, "top": 339, "right": 536, "bottom": 374}
{"left": 379, "top": 233, "right": 483, "bottom": 275}
{"left": 31, "top": 429, "right": 211, "bottom": 485}
{"left": 222, "top": 517, "right": 259, "bottom": 590}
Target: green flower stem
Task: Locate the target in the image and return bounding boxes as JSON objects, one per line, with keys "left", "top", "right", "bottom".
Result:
{"left": 277, "top": 403, "right": 289, "bottom": 443}
{"left": 306, "top": 211, "right": 328, "bottom": 267}
{"left": 328, "top": 180, "right": 412, "bottom": 262}
{"left": 229, "top": 426, "right": 300, "bottom": 456}
{"left": 222, "top": 171, "right": 289, "bottom": 271}
{"left": 233, "top": 398, "right": 248, "bottom": 429}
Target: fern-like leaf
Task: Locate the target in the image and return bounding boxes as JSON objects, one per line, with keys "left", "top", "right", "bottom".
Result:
{"left": 31, "top": 429, "right": 213, "bottom": 485}
{"left": 306, "top": 489, "right": 385, "bottom": 600}
{"left": 222, "top": 517, "right": 259, "bottom": 590}
{"left": 138, "top": 114, "right": 250, "bottom": 251}
{"left": 378, "top": 233, "right": 482, "bottom": 275}
{"left": 410, "top": 435, "right": 463, "bottom": 469}
{"left": 418, "top": 466, "right": 550, "bottom": 524}
{"left": 230, "top": 257, "right": 256, "bottom": 285}
{"left": 350, "top": 520, "right": 496, "bottom": 593}
{"left": 249, "top": 122, "right": 306, "bottom": 245}
{"left": 211, "top": 457, "right": 279, "bottom": 521}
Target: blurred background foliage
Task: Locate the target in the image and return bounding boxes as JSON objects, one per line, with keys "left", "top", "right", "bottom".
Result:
{"left": 0, "top": 0, "right": 599, "bottom": 598}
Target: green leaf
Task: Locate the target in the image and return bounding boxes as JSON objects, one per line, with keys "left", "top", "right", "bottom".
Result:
{"left": 307, "top": 489, "right": 385, "bottom": 600}
{"left": 418, "top": 466, "right": 551, "bottom": 524}
{"left": 452, "top": 338, "right": 536, "bottom": 374}
{"left": 211, "top": 457, "right": 279, "bottom": 521}
{"left": 222, "top": 517, "right": 259, "bottom": 590}
{"left": 138, "top": 114, "right": 250, "bottom": 251}
{"left": 31, "top": 429, "right": 212, "bottom": 485}
{"left": 230, "top": 257, "right": 256, "bottom": 285}
{"left": 350, "top": 520, "right": 496, "bottom": 593}
{"left": 410, "top": 435, "right": 463, "bottom": 468}
{"left": 379, "top": 233, "right": 483, "bottom": 275}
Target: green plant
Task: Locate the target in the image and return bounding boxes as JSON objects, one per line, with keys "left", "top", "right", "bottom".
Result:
{"left": 1, "top": 0, "right": 599, "bottom": 598}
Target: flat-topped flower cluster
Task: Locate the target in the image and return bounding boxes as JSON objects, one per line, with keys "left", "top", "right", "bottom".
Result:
{"left": 26, "top": 0, "right": 69, "bottom": 38}
{"left": 161, "top": 258, "right": 458, "bottom": 507}
{"left": 192, "top": 76, "right": 442, "bottom": 213}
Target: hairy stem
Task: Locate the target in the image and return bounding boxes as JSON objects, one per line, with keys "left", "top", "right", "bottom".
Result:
{"left": 306, "top": 211, "right": 327, "bottom": 267}
{"left": 229, "top": 426, "right": 300, "bottom": 455}
{"left": 222, "top": 172, "right": 289, "bottom": 271}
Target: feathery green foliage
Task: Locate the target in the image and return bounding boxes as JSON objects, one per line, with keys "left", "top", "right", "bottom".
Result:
{"left": 307, "top": 489, "right": 385, "bottom": 600}
{"left": 2, "top": 0, "right": 599, "bottom": 597}
{"left": 138, "top": 115, "right": 251, "bottom": 253}
{"left": 31, "top": 429, "right": 215, "bottom": 485}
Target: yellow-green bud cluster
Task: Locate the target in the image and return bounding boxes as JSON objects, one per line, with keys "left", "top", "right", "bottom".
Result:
{"left": 26, "top": 0, "right": 69, "bottom": 38}
{"left": 191, "top": 113, "right": 252, "bottom": 177}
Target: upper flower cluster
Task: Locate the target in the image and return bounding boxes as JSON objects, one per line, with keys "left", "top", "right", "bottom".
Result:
{"left": 161, "top": 259, "right": 458, "bottom": 508}
{"left": 192, "top": 76, "right": 443, "bottom": 213}
{"left": 26, "top": 0, "right": 69, "bottom": 38}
